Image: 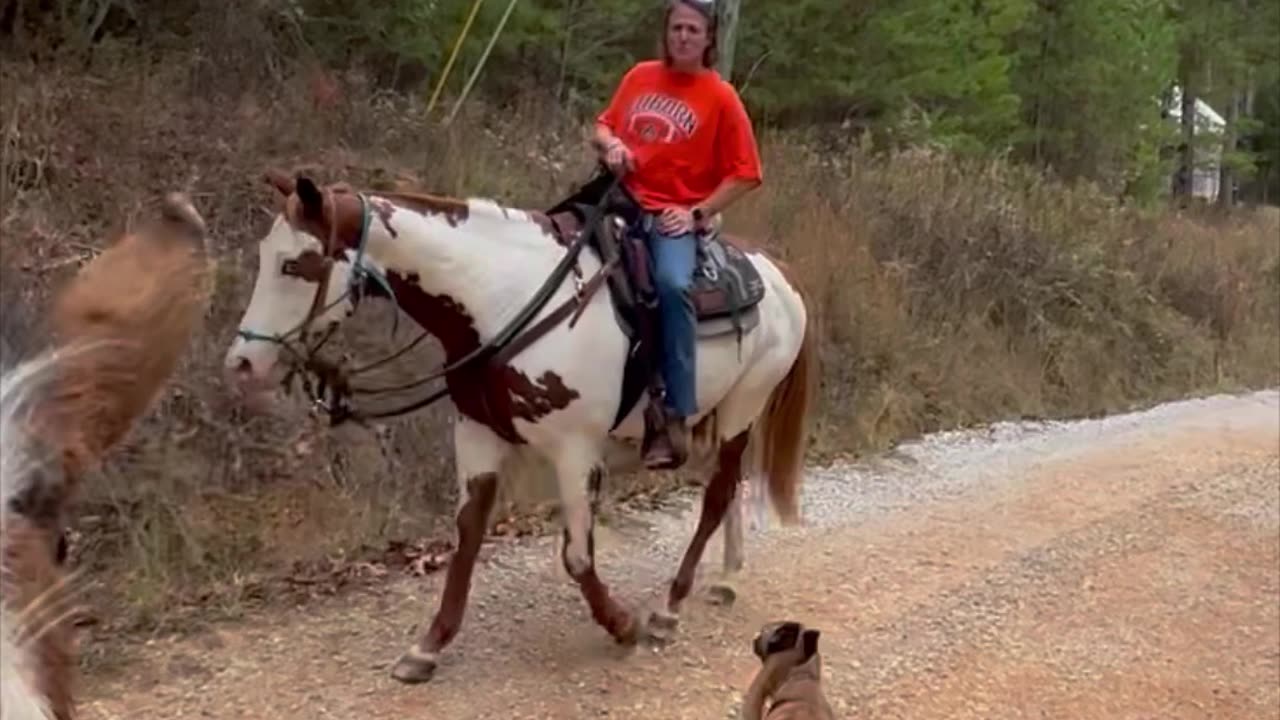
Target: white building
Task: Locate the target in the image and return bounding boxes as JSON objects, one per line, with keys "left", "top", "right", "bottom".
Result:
{"left": 1163, "top": 86, "right": 1227, "bottom": 200}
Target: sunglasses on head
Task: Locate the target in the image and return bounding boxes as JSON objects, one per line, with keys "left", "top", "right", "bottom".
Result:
{"left": 673, "top": 0, "right": 716, "bottom": 12}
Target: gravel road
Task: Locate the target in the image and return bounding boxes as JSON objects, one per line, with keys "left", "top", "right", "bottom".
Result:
{"left": 79, "top": 390, "right": 1280, "bottom": 719}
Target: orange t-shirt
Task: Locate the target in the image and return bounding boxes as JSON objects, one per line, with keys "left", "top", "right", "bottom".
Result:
{"left": 597, "top": 60, "right": 763, "bottom": 211}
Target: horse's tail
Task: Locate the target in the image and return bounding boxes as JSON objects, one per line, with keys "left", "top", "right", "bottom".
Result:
{"left": 749, "top": 265, "right": 819, "bottom": 525}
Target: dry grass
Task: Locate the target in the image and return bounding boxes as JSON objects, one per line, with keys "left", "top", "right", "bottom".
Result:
{"left": 1, "top": 53, "right": 1276, "bottom": 643}
{"left": 744, "top": 141, "right": 1280, "bottom": 454}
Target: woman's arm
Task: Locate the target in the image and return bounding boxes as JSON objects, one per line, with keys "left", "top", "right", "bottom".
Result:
{"left": 593, "top": 123, "right": 620, "bottom": 151}
{"left": 659, "top": 176, "right": 759, "bottom": 235}
{"left": 592, "top": 65, "right": 638, "bottom": 172}
{"left": 701, "top": 83, "right": 764, "bottom": 222}
{"left": 696, "top": 175, "right": 761, "bottom": 217}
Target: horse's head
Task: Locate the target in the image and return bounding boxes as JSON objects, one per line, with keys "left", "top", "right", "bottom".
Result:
{"left": 224, "top": 171, "right": 363, "bottom": 401}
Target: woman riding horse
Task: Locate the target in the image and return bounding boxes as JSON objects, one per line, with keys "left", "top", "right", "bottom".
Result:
{"left": 593, "top": 0, "right": 764, "bottom": 470}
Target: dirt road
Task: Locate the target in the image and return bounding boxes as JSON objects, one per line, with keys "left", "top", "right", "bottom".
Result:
{"left": 80, "top": 390, "right": 1280, "bottom": 719}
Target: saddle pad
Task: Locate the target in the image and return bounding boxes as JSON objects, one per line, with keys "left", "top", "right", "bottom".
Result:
{"left": 691, "top": 234, "right": 767, "bottom": 320}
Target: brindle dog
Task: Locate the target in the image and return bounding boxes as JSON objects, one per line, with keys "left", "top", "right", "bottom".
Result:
{"left": 742, "top": 621, "right": 836, "bottom": 720}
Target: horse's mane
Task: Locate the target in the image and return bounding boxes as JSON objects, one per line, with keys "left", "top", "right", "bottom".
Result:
{"left": 393, "top": 191, "right": 523, "bottom": 221}
{"left": 366, "top": 188, "right": 555, "bottom": 250}
{"left": 372, "top": 189, "right": 471, "bottom": 213}
{"left": 278, "top": 170, "right": 530, "bottom": 229}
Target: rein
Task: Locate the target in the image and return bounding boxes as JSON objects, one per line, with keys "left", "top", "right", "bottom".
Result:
{"left": 237, "top": 176, "right": 620, "bottom": 427}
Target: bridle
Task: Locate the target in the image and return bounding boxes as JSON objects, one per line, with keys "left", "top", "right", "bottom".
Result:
{"left": 234, "top": 189, "right": 461, "bottom": 425}
{"left": 235, "top": 190, "right": 385, "bottom": 422}
{"left": 234, "top": 175, "right": 622, "bottom": 427}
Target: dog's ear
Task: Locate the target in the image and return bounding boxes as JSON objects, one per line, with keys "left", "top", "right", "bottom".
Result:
{"left": 801, "top": 628, "right": 821, "bottom": 661}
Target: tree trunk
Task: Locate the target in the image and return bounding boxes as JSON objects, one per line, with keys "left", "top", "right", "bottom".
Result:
{"left": 1217, "top": 0, "right": 1250, "bottom": 210}
{"left": 1218, "top": 83, "right": 1241, "bottom": 209}
{"left": 1240, "top": 38, "right": 1259, "bottom": 201}
{"left": 1030, "top": 0, "right": 1059, "bottom": 169}
{"left": 716, "top": 0, "right": 741, "bottom": 81}
{"left": 1177, "top": 73, "right": 1196, "bottom": 199}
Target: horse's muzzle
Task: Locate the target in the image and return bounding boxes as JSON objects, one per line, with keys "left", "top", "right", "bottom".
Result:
{"left": 222, "top": 350, "right": 278, "bottom": 407}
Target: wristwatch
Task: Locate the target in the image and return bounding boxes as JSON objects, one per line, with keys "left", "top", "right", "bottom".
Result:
{"left": 692, "top": 207, "right": 706, "bottom": 225}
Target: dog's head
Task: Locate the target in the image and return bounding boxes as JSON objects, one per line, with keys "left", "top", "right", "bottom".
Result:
{"left": 752, "top": 620, "right": 821, "bottom": 665}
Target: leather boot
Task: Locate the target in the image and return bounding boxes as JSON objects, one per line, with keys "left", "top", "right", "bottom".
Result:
{"left": 642, "top": 404, "right": 690, "bottom": 470}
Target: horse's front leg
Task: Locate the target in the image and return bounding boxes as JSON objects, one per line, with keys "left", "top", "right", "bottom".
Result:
{"left": 554, "top": 442, "right": 641, "bottom": 645}
{"left": 391, "top": 416, "right": 511, "bottom": 684}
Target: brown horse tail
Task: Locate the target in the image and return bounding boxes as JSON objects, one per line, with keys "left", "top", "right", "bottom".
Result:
{"left": 752, "top": 265, "right": 819, "bottom": 525}
{"left": 36, "top": 192, "right": 212, "bottom": 482}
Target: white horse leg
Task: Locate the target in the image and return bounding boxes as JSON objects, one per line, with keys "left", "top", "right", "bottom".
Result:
{"left": 706, "top": 487, "right": 745, "bottom": 607}
{"left": 553, "top": 441, "right": 640, "bottom": 645}
{"left": 391, "top": 416, "right": 512, "bottom": 684}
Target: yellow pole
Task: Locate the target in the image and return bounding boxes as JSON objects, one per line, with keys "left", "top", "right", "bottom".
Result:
{"left": 427, "top": 0, "right": 487, "bottom": 116}
{"left": 446, "top": 0, "right": 520, "bottom": 125}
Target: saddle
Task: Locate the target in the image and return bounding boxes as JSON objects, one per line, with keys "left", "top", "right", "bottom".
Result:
{"left": 535, "top": 171, "right": 767, "bottom": 432}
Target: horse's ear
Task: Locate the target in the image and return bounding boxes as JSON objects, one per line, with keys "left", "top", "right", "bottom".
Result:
{"left": 295, "top": 176, "right": 324, "bottom": 219}
{"left": 264, "top": 169, "right": 295, "bottom": 196}
{"left": 800, "top": 628, "right": 820, "bottom": 661}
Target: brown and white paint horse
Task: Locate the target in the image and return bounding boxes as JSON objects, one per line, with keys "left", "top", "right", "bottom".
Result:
{"left": 1, "top": 194, "right": 211, "bottom": 719}
{"left": 224, "top": 172, "right": 818, "bottom": 683}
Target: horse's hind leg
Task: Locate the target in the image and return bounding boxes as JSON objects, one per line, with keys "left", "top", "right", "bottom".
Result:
{"left": 709, "top": 487, "right": 745, "bottom": 607}
{"left": 649, "top": 429, "right": 750, "bottom": 639}
{"left": 554, "top": 443, "right": 640, "bottom": 645}
{"left": 391, "top": 417, "right": 510, "bottom": 684}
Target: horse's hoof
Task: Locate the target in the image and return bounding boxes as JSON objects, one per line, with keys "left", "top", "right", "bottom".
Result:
{"left": 645, "top": 608, "right": 679, "bottom": 645}
{"left": 613, "top": 614, "right": 642, "bottom": 647}
{"left": 390, "top": 647, "right": 439, "bottom": 684}
{"left": 707, "top": 580, "right": 737, "bottom": 607}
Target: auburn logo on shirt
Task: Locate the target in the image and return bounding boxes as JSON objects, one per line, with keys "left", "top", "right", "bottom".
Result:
{"left": 626, "top": 92, "right": 700, "bottom": 144}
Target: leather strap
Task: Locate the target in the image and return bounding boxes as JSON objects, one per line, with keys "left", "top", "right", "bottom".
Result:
{"left": 490, "top": 256, "right": 617, "bottom": 366}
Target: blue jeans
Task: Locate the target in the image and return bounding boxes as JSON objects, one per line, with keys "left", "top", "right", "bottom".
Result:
{"left": 639, "top": 216, "right": 698, "bottom": 418}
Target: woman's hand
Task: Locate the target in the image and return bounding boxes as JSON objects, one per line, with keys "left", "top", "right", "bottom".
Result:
{"left": 600, "top": 137, "right": 635, "bottom": 175}
{"left": 657, "top": 206, "right": 696, "bottom": 235}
